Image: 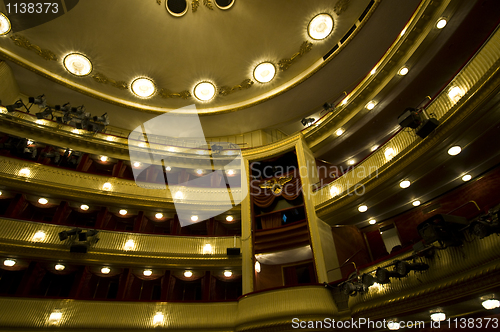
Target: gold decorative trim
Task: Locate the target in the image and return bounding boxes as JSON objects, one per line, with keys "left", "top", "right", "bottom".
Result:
{"left": 203, "top": 0, "right": 214, "bottom": 10}
{"left": 278, "top": 41, "right": 313, "bottom": 71}
{"left": 219, "top": 79, "right": 254, "bottom": 96}
{"left": 192, "top": 0, "right": 200, "bottom": 12}
{"left": 10, "top": 35, "right": 57, "bottom": 61}
{"left": 156, "top": 0, "right": 161, "bottom": 4}
{"left": 91, "top": 72, "right": 128, "bottom": 90}
{"left": 159, "top": 88, "right": 192, "bottom": 99}
{"left": 334, "top": 0, "right": 351, "bottom": 16}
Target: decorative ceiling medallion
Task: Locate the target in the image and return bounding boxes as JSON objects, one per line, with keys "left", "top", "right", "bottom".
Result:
{"left": 166, "top": 0, "right": 188, "bottom": 17}
{"left": 334, "top": 0, "right": 351, "bottom": 16}
{"left": 259, "top": 176, "right": 293, "bottom": 195}
{"left": 308, "top": 14, "right": 334, "bottom": 40}
{"left": 194, "top": 81, "right": 216, "bottom": 101}
{"left": 253, "top": 62, "right": 276, "bottom": 83}
{"left": 278, "top": 41, "right": 313, "bottom": 71}
{"left": 10, "top": 35, "right": 57, "bottom": 61}
{"left": 131, "top": 77, "right": 156, "bottom": 98}
{"left": 0, "top": 12, "right": 11, "bottom": 36}
{"left": 219, "top": 79, "right": 254, "bottom": 96}
{"left": 63, "top": 53, "right": 92, "bottom": 76}
{"left": 215, "top": 0, "right": 234, "bottom": 10}
{"left": 159, "top": 89, "right": 191, "bottom": 99}
{"left": 91, "top": 72, "right": 128, "bottom": 90}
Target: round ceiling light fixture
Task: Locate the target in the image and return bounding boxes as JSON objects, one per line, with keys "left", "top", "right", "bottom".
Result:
{"left": 448, "top": 146, "right": 461, "bottom": 156}
{"left": 215, "top": 0, "right": 235, "bottom": 10}
{"left": 55, "top": 264, "right": 66, "bottom": 271}
{"left": 194, "top": 82, "right": 216, "bottom": 101}
{"left": 63, "top": 53, "right": 93, "bottom": 76}
{"left": 226, "top": 215, "right": 233, "bottom": 222}
{"left": 0, "top": 13, "right": 11, "bottom": 35}
{"left": 308, "top": 13, "right": 334, "bottom": 40}
{"left": 131, "top": 78, "right": 156, "bottom": 98}
{"left": 430, "top": 312, "right": 446, "bottom": 322}
{"left": 3, "top": 259, "right": 15, "bottom": 267}
{"left": 412, "top": 200, "right": 421, "bottom": 207}
{"left": 462, "top": 174, "right": 472, "bottom": 182}
{"left": 253, "top": 62, "right": 276, "bottom": 83}
{"left": 133, "top": 162, "right": 141, "bottom": 168}
{"left": 369, "top": 219, "right": 376, "bottom": 225}
{"left": 335, "top": 128, "right": 344, "bottom": 136}
{"left": 224, "top": 270, "right": 232, "bottom": 277}
{"left": 101, "top": 267, "right": 111, "bottom": 274}
{"left": 399, "top": 180, "right": 411, "bottom": 189}
{"left": 191, "top": 215, "right": 199, "bottom": 222}
{"left": 119, "top": 209, "right": 128, "bottom": 216}
{"left": 482, "top": 299, "right": 500, "bottom": 310}
{"left": 398, "top": 66, "right": 409, "bottom": 76}
{"left": 38, "top": 198, "right": 48, "bottom": 205}
{"left": 358, "top": 205, "right": 368, "bottom": 213}
{"left": 166, "top": 0, "right": 188, "bottom": 17}
{"left": 143, "top": 269, "right": 153, "bottom": 277}
{"left": 366, "top": 101, "right": 376, "bottom": 110}
{"left": 80, "top": 204, "right": 89, "bottom": 211}
{"left": 155, "top": 213, "right": 163, "bottom": 219}
{"left": 436, "top": 18, "right": 447, "bottom": 29}
{"left": 184, "top": 270, "right": 193, "bottom": 278}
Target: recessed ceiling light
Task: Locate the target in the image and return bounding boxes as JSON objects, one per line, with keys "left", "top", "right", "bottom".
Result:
{"left": 388, "top": 321, "right": 400, "bottom": 330}
{"left": 131, "top": 78, "right": 156, "bottom": 98}
{"left": 335, "top": 128, "right": 344, "bottom": 136}
{"left": 184, "top": 270, "right": 193, "bottom": 278}
{"left": 0, "top": 191, "right": 2, "bottom": 196}
{"left": 0, "top": 13, "right": 12, "bottom": 35}
{"left": 133, "top": 162, "right": 141, "bottom": 168}
{"left": 55, "top": 264, "right": 65, "bottom": 271}
{"left": 371, "top": 145, "right": 379, "bottom": 152}
{"left": 38, "top": 198, "right": 48, "bottom": 205}
{"left": 27, "top": 139, "right": 34, "bottom": 145}
{"left": 175, "top": 191, "right": 183, "bottom": 199}
{"left": 3, "top": 259, "right": 15, "bottom": 267}
{"left": 165, "top": 166, "right": 172, "bottom": 171}
{"left": 462, "top": 174, "right": 472, "bottom": 181}
{"left": 412, "top": 200, "right": 421, "bottom": 206}
{"left": 226, "top": 169, "right": 235, "bottom": 176}
{"left": 253, "top": 62, "right": 276, "bottom": 83}
{"left": 348, "top": 159, "right": 355, "bottom": 165}
{"left": 32, "top": 230, "right": 46, "bottom": 242}
{"left": 308, "top": 13, "right": 334, "bottom": 40}
{"left": 191, "top": 215, "right": 198, "bottom": 222}
{"left": 255, "top": 261, "right": 261, "bottom": 273}
{"left": 366, "top": 101, "right": 376, "bottom": 110}
{"left": 119, "top": 209, "right": 128, "bottom": 216}
{"left": 101, "top": 267, "right": 111, "bottom": 274}
{"left": 226, "top": 215, "right": 233, "bottom": 222}
{"left": 482, "top": 299, "right": 500, "bottom": 310}
{"left": 398, "top": 67, "right": 409, "bottom": 76}
{"left": 102, "top": 182, "right": 112, "bottom": 190}
{"left": 80, "top": 204, "right": 89, "bottom": 211}
{"left": 430, "top": 312, "right": 446, "bottom": 322}
{"left": 155, "top": 213, "right": 163, "bottom": 219}
{"left": 143, "top": 269, "right": 153, "bottom": 277}
{"left": 399, "top": 180, "right": 411, "bottom": 188}
{"left": 369, "top": 219, "right": 376, "bottom": 225}
{"left": 100, "top": 155, "right": 108, "bottom": 162}
{"left": 358, "top": 205, "right": 368, "bottom": 213}
{"left": 63, "top": 53, "right": 93, "bottom": 76}
{"left": 196, "top": 169, "right": 203, "bottom": 175}
{"left": 448, "top": 146, "right": 461, "bottom": 156}
{"left": 224, "top": 270, "right": 232, "bottom": 277}
{"left": 436, "top": 18, "right": 447, "bottom": 29}
{"left": 194, "top": 82, "right": 216, "bottom": 101}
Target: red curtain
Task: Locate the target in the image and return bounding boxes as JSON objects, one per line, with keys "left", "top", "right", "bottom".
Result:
{"left": 261, "top": 213, "right": 282, "bottom": 229}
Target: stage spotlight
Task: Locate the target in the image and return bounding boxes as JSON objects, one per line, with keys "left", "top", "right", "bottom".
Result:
{"left": 394, "top": 260, "right": 429, "bottom": 277}
{"left": 341, "top": 281, "right": 365, "bottom": 296}
{"left": 28, "top": 94, "right": 47, "bottom": 108}
{"left": 35, "top": 108, "right": 54, "bottom": 120}
{"left": 58, "top": 228, "right": 82, "bottom": 241}
{"left": 323, "top": 102, "right": 334, "bottom": 112}
{"left": 398, "top": 108, "right": 421, "bottom": 129}
{"left": 469, "top": 219, "right": 500, "bottom": 239}
{"left": 417, "top": 214, "right": 468, "bottom": 247}
{"left": 55, "top": 102, "right": 71, "bottom": 112}
{"left": 301, "top": 117, "right": 315, "bottom": 127}
{"left": 93, "top": 113, "right": 109, "bottom": 125}
{"left": 375, "top": 267, "right": 401, "bottom": 284}
{"left": 6, "top": 100, "right": 24, "bottom": 113}
{"left": 78, "top": 229, "right": 99, "bottom": 241}
{"left": 361, "top": 273, "right": 377, "bottom": 287}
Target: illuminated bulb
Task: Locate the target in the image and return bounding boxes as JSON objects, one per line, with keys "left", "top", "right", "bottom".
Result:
{"left": 155, "top": 213, "right": 163, "bottom": 219}
{"left": 226, "top": 215, "right": 233, "bottom": 222}
{"left": 131, "top": 78, "right": 156, "bottom": 98}
{"left": 101, "top": 267, "right": 111, "bottom": 274}
{"left": 400, "top": 28, "right": 406, "bottom": 36}
{"left": 224, "top": 270, "right": 232, "bottom": 277}
{"left": 124, "top": 239, "right": 135, "bottom": 250}
{"left": 80, "top": 204, "right": 89, "bottom": 211}
{"left": 335, "top": 128, "right": 344, "bottom": 136}
{"left": 100, "top": 156, "right": 108, "bottom": 162}
{"left": 38, "top": 198, "right": 48, "bottom": 205}
{"left": 412, "top": 200, "right": 421, "bottom": 206}
{"left": 226, "top": 169, "right": 235, "bottom": 175}
{"left": 369, "top": 219, "right": 376, "bottom": 225}
{"left": 3, "top": 259, "right": 15, "bottom": 267}
{"left": 106, "top": 136, "right": 114, "bottom": 141}
{"left": 138, "top": 142, "right": 147, "bottom": 147}
{"left": 165, "top": 166, "right": 171, "bottom": 171}
{"left": 398, "top": 67, "right": 409, "bottom": 76}
{"left": 341, "top": 98, "right": 348, "bottom": 105}
{"left": 184, "top": 270, "right": 193, "bottom": 278}
{"left": 49, "top": 311, "right": 62, "bottom": 322}
{"left": 330, "top": 186, "right": 341, "bottom": 197}
{"left": 19, "top": 168, "right": 30, "bottom": 176}
{"left": 462, "top": 174, "right": 472, "bottom": 181}
{"left": 255, "top": 261, "right": 261, "bottom": 273}
{"left": 385, "top": 147, "right": 396, "bottom": 160}
{"left": 175, "top": 191, "right": 183, "bottom": 199}
{"left": 448, "top": 86, "right": 463, "bottom": 102}
{"left": 35, "top": 119, "right": 44, "bottom": 124}
{"left": 64, "top": 53, "right": 92, "bottom": 76}
{"left": 399, "top": 180, "right": 411, "bottom": 189}
{"left": 348, "top": 159, "right": 355, "bottom": 165}
{"left": 370, "top": 68, "right": 376, "bottom": 75}
{"left": 194, "top": 82, "right": 216, "bottom": 101}
{"left": 366, "top": 101, "right": 376, "bottom": 110}
{"left": 358, "top": 205, "right": 368, "bottom": 213}
{"left": 153, "top": 312, "right": 164, "bottom": 326}
{"left": 308, "top": 13, "right": 334, "bottom": 40}
{"left": 72, "top": 129, "right": 80, "bottom": 134}
{"left": 143, "top": 269, "right": 152, "bottom": 276}
{"left": 133, "top": 162, "right": 141, "bottom": 168}
{"left": 203, "top": 243, "right": 212, "bottom": 254}
{"left": 0, "top": 191, "right": 2, "bottom": 196}
{"left": 430, "top": 312, "right": 446, "bottom": 322}
{"left": 196, "top": 169, "right": 203, "bottom": 175}
{"left": 32, "top": 230, "right": 46, "bottom": 242}
{"left": 168, "top": 147, "right": 176, "bottom": 152}
{"left": 253, "top": 62, "right": 276, "bottom": 83}
{"left": 448, "top": 146, "right": 461, "bottom": 156}
{"left": 388, "top": 321, "right": 400, "bottom": 330}
{"left": 27, "top": 139, "right": 34, "bottom": 145}
{"left": 119, "top": 209, "right": 127, "bottom": 216}
{"left": 0, "top": 13, "right": 12, "bottom": 35}
{"left": 102, "top": 182, "right": 112, "bottom": 190}
{"left": 191, "top": 215, "right": 198, "bottom": 222}
{"left": 371, "top": 145, "right": 379, "bottom": 152}
{"left": 55, "top": 264, "right": 65, "bottom": 271}
{"left": 436, "top": 18, "right": 447, "bottom": 29}
{"left": 482, "top": 299, "right": 500, "bottom": 310}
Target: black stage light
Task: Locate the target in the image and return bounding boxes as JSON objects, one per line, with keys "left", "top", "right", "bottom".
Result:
{"left": 375, "top": 267, "right": 400, "bottom": 284}
{"left": 78, "top": 229, "right": 99, "bottom": 241}
{"left": 394, "top": 260, "right": 429, "bottom": 277}
{"left": 58, "top": 228, "right": 81, "bottom": 241}
{"left": 341, "top": 282, "right": 365, "bottom": 296}
{"left": 469, "top": 220, "right": 500, "bottom": 239}
{"left": 55, "top": 103, "right": 71, "bottom": 112}
{"left": 323, "top": 102, "right": 334, "bottom": 112}
{"left": 361, "top": 273, "right": 377, "bottom": 287}
{"left": 6, "top": 101, "right": 24, "bottom": 113}
{"left": 93, "top": 113, "right": 109, "bottom": 125}
{"left": 301, "top": 117, "right": 315, "bottom": 127}
{"left": 35, "top": 108, "right": 53, "bottom": 120}
{"left": 28, "top": 94, "right": 46, "bottom": 108}
{"left": 417, "top": 214, "right": 468, "bottom": 247}
{"left": 398, "top": 108, "right": 421, "bottom": 129}
{"left": 415, "top": 110, "right": 439, "bottom": 139}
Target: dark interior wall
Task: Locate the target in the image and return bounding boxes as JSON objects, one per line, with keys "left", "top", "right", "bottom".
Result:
{"left": 331, "top": 226, "right": 371, "bottom": 278}
{"left": 254, "top": 263, "right": 283, "bottom": 291}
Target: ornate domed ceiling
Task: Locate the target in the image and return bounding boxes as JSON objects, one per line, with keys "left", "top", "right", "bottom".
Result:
{"left": 0, "top": 0, "right": 422, "bottom": 137}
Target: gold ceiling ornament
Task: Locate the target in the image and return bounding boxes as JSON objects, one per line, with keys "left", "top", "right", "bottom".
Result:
{"left": 156, "top": 0, "right": 161, "bottom": 4}
{"left": 219, "top": 79, "right": 254, "bottom": 96}
{"left": 259, "top": 176, "right": 293, "bottom": 195}
{"left": 334, "top": 0, "right": 351, "bottom": 16}
{"left": 192, "top": 0, "right": 200, "bottom": 12}
{"left": 278, "top": 41, "right": 313, "bottom": 71}
{"left": 203, "top": 0, "right": 214, "bottom": 10}
{"left": 159, "top": 88, "right": 192, "bottom": 99}
{"left": 10, "top": 35, "right": 57, "bottom": 61}
{"left": 91, "top": 72, "right": 128, "bottom": 90}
